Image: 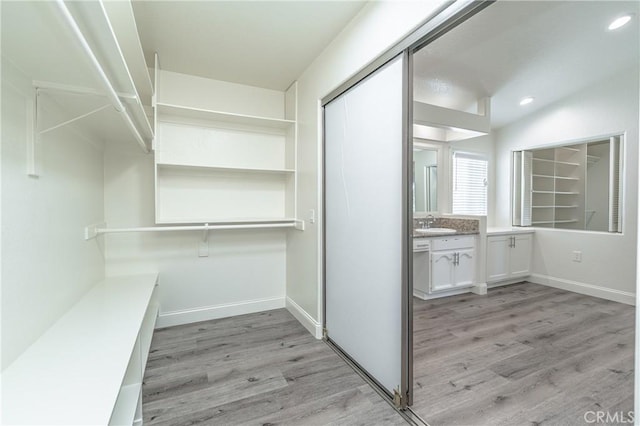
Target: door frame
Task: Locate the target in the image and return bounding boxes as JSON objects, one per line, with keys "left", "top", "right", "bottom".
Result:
{"left": 320, "top": 0, "right": 494, "bottom": 412}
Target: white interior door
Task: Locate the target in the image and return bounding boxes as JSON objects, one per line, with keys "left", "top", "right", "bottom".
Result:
{"left": 324, "top": 53, "right": 410, "bottom": 403}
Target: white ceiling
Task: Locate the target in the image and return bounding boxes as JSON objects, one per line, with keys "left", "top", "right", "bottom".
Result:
{"left": 413, "top": 1, "right": 640, "bottom": 129}
{"left": 131, "top": 0, "right": 366, "bottom": 91}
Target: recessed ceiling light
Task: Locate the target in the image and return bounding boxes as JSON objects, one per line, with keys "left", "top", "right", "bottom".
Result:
{"left": 608, "top": 15, "right": 632, "bottom": 30}
{"left": 519, "top": 97, "right": 534, "bottom": 106}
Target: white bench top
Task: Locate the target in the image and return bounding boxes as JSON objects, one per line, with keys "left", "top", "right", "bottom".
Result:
{"left": 1, "top": 273, "right": 158, "bottom": 425}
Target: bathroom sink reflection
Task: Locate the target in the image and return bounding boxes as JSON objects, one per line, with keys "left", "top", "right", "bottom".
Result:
{"left": 414, "top": 228, "right": 457, "bottom": 235}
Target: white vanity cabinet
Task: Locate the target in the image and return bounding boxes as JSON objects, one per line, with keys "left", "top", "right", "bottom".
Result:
{"left": 429, "top": 235, "right": 476, "bottom": 292}
{"left": 486, "top": 232, "right": 533, "bottom": 283}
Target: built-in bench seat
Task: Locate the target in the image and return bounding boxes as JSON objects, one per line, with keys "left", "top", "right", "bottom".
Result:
{"left": 1, "top": 273, "right": 159, "bottom": 425}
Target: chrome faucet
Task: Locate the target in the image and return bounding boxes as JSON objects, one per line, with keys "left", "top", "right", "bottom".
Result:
{"left": 425, "top": 214, "right": 435, "bottom": 229}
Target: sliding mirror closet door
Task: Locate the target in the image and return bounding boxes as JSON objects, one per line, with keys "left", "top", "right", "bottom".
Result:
{"left": 324, "top": 53, "right": 411, "bottom": 405}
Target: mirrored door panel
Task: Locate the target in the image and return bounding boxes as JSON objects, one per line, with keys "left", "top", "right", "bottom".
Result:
{"left": 324, "top": 53, "right": 410, "bottom": 402}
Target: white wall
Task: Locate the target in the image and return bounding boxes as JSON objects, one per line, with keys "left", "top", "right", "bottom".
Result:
{"left": 286, "top": 0, "right": 449, "bottom": 334}
{"left": 1, "top": 59, "right": 105, "bottom": 370}
{"left": 495, "top": 65, "right": 638, "bottom": 303}
{"left": 104, "top": 71, "right": 288, "bottom": 328}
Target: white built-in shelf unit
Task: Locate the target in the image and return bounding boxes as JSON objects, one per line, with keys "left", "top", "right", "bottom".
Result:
{"left": 153, "top": 65, "right": 299, "bottom": 226}
{"left": 529, "top": 146, "right": 586, "bottom": 227}
{"left": 2, "top": 0, "right": 154, "bottom": 160}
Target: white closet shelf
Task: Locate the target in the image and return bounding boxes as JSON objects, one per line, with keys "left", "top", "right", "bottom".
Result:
{"left": 531, "top": 219, "right": 579, "bottom": 225}
{"left": 101, "top": 0, "right": 154, "bottom": 105}
{"left": 157, "top": 102, "right": 295, "bottom": 129}
{"left": 532, "top": 190, "right": 579, "bottom": 195}
{"left": 532, "top": 158, "right": 580, "bottom": 166}
{"left": 156, "top": 162, "right": 295, "bottom": 175}
{"left": 532, "top": 174, "right": 579, "bottom": 181}
{"left": 587, "top": 154, "right": 600, "bottom": 164}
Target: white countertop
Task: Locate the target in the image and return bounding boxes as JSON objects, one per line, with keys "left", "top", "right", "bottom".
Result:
{"left": 487, "top": 227, "right": 535, "bottom": 236}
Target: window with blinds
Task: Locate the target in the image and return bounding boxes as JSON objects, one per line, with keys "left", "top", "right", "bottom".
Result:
{"left": 452, "top": 151, "right": 488, "bottom": 215}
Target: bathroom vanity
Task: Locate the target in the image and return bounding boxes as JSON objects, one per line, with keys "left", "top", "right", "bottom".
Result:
{"left": 412, "top": 217, "right": 480, "bottom": 299}
{"left": 413, "top": 218, "right": 535, "bottom": 300}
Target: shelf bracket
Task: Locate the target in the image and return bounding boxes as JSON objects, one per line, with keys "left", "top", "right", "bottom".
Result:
{"left": 39, "top": 103, "right": 112, "bottom": 136}
{"left": 26, "top": 93, "right": 39, "bottom": 177}
{"left": 202, "top": 223, "right": 210, "bottom": 242}
{"left": 33, "top": 86, "right": 112, "bottom": 140}
{"left": 199, "top": 223, "right": 210, "bottom": 257}
{"left": 294, "top": 220, "right": 305, "bottom": 231}
{"left": 84, "top": 222, "right": 107, "bottom": 240}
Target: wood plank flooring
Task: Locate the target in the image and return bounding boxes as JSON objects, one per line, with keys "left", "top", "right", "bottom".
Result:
{"left": 412, "top": 282, "right": 635, "bottom": 426}
{"left": 143, "top": 283, "right": 634, "bottom": 425}
{"left": 142, "top": 309, "right": 406, "bottom": 425}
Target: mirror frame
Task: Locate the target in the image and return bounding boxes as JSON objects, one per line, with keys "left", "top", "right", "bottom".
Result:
{"left": 413, "top": 139, "right": 445, "bottom": 217}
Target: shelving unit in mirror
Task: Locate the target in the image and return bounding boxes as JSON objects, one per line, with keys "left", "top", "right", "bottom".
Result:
{"left": 512, "top": 135, "right": 622, "bottom": 232}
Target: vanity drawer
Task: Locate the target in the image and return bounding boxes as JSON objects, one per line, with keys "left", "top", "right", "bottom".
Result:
{"left": 430, "top": 235, "right": 475, "bottom": 251}
{"left": 413, "top": 239, "right": 431, "bottom": 251}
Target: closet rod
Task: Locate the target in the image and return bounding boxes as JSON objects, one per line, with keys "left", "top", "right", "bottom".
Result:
{"left": 96, "top": 222, "right": 300, "bottom": 235}
{"left": 53, "top": 0, "right": 149, "bottom": 154}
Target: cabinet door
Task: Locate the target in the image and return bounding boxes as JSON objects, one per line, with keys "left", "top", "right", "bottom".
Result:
{"left": 454, "top": 249, "right": 475, "bottom": 287}
{"left": 510, "top": 234, "right": 532, "bottom": 277}
{"left": 430, "top": 251, "right": 454, "bottom": 291}
{"left": 486, "top": 236, "right": 510, "bottom": 283}
{"left": 413, "top": 251, "right": 430, "bottom": 295}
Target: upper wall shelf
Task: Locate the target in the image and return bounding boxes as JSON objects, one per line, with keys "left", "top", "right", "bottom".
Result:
{"left": 157, "top": 103, "right": 295, "bottom": 130}
{"left": 2, "top": 0, "right": 153, "bottom": 154}
{"left": 156, "top": 162, "right": 295, "bottom": 175}
{"left": 153, "top": 66, "right": 299, "bottom": 225}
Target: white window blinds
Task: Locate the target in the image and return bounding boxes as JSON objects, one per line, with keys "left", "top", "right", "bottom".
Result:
{"left": 452, "top": 151, "right": 488, "bottom": 215}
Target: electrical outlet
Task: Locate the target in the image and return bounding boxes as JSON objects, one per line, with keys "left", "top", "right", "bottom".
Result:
{"left": 571, "top": 250, "right": 582, "bottom": 262}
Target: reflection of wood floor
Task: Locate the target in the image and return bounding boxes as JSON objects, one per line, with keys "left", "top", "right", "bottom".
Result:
{"left": 142, "top": 309, "right": 405, "bottom": 425}
{"left": 412, "top": 282, "right": 635, "bottom": 425}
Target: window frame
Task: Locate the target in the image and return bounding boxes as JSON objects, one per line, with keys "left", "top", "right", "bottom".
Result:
{"left": 450, "top": 150, "right": 489, "bottom": 216}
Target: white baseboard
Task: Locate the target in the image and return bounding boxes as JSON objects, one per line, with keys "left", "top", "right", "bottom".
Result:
{"left": 414, "top": 286, "right": 473, "bottom": 300}
{"left": 529, "top": 273, "right": 635, "bottom": 306}
{"left": 156, "top": 296, "right": 286, "bottom": 328}
{"left": 472, "top": 282, "right": 488, "bottom": 295}
{"left": 286, "top": 297, "right": 323, "bottom": 339}
{"left": 488, "top": 277, "right": 529, "bottom": 288}
{"left": 413, "top": 289, "right": 429, "bottom": 300}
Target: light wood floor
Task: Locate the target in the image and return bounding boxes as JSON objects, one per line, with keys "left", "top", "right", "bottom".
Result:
{"left": 412, "top": 282, "right": 635, "bottom": 425}
{"left": 142, "top": 283, "right": 634, "bottom": 425}
{"left": 142, "top": 309, "right": 406, "bottom": 425}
